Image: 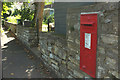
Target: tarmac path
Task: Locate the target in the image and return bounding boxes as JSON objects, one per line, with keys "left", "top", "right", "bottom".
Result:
{"left": 1, "top": 26, "right": 57, "bottom": 79}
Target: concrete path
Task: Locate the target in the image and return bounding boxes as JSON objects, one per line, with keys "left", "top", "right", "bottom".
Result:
{"left": 1, "top": 27, "right": 57, "bottom": 78}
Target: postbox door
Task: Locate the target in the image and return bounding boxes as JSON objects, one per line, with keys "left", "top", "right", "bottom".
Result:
{"left": 80, "top": 13, "right": 97, "bottom": 78}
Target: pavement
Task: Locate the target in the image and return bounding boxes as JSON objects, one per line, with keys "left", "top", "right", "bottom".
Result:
{"left": 1, "top": 26, "right": 57, "bottom": 78}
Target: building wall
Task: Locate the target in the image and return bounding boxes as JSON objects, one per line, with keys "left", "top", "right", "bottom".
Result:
{"left": 67, "top": 2, "right": 119, "bottom": 78}
{"left": 54, "top": 2, "right": 95, "bottom": 35}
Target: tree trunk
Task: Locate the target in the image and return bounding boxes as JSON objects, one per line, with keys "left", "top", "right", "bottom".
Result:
{"left": 34, "top": 2, "right": 44, "bottom": 32}
{"left": 33, "top": 2, "right": 38, "bottom": 22}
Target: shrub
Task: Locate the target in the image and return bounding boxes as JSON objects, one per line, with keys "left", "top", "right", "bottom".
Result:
{"left": 7, "top": 15, "right": 21, "bottom": 24}
{"left": 45, "top": 13, "right": 54, "bottom": 24}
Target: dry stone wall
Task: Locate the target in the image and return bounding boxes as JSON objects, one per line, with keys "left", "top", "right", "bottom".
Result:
{"left": 38, "top": 33, "right": 68, "bottom": 78}
{"left": 67, "top": 2, "right": 119, "bottom": 78}
{"left": 16, "top": 25, "right": 38, "bottom": 48}
{"left": 15, "top": 2, "right": 119, "bottom": 79}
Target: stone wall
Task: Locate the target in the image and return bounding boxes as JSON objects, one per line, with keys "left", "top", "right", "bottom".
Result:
{"left": 16, "top": 25, "right": 38, "bottom": 48}
{"left": 67, "top": 2, "right": 119, "bottom": 78}
{"left": 38, "top": 33, "right": 68, "bottom": 78}
{"left": 14, "top": 2, "right": 119, "bottom": 79}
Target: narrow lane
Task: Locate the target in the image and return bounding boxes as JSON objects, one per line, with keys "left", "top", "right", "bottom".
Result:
{"left": 1, "top": 27, "right": 57, "bottom": 78}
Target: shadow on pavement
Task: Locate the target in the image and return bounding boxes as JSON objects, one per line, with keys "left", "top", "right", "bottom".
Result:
{"left": 2, "top": 38, "right": 57, "bottom": 78}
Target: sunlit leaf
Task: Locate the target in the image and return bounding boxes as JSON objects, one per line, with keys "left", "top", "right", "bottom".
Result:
{"left": 10, "top": 73, "right": 14, "bottom": 75}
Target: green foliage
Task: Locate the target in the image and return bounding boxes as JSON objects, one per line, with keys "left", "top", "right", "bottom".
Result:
{"left": 43, "top": 15, "right": 47, "bottom": 22}
{"left": 45, "top": 2, "right": 53, "bottom": 5}
{"left": 7, "top": 26, "right": 11, "bottom": 31}
{"left": 7, "top": 15, "right": 21, "bottom": 24}
{"left": 2, "top": 2, "right": 13, "bottom": 8}
{"left": 11, "top": 2, "right": 35, "bottom": 25}
{"left": 1, "top": 28, "right": 4, "bottom": 33}
{"left": 21, "top": 8, "right": 35, "bottom": 21}
{"left": 45, "top": 0, "right": 54, "bottom": 5}
{"left": 2, "top": 2, "right": 13, "bottom": 20}
{"left": 44, "top": 13, "right": 54, "bottom": 24}
{"left": 11, "top": 9, "right": 20, "bottom": 16}
{"left": 2, "top": 2, "right": 35, "bottom": 25}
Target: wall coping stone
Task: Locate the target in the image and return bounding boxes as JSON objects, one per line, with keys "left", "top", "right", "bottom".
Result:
{"left": 39, "top": 32, "right": 67, "bottom": 47}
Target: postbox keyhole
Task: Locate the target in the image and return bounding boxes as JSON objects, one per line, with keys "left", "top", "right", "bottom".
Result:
{"left": 82, "top": 65, "right": 86, "bottom": 69}
{"left": 88, "top": 17, "right": 90, "bottom": 20}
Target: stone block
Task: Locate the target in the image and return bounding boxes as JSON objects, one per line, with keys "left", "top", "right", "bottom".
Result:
{"left": 42, "top": 54, "right": 48, "bottom": 62}
{"left": 97, "top": 66, "right": 106, "bottom": 78}
{"left": 106, "top": 50, "right": 118, "bottom": 59}
{"left": 104, "top": 19, "right": 111, "bottom": 23}
{"left": 58, "top": 49, "right": 67, "bottom": 60}
{"left": 54, "top": 46, "right": 59, "bottom": 55}
{"left": 55, "top": 40, "right": 66, "bottom": 48}
{"left": 98, "top": 55, "right": 106, "bottom": 67}
{"left": 48, "top": 46, "right": 52, "bottom": 52}
{"left": 67, "top": 61, "right": 79, "bottom": 72}
{"left": 67, "top": 61, "right": 74, "bottom": 70}
{"left": 73, "top": 70, "right": 84, "bottom": 78}
{"left": 67, "top": 75, "right": 73, "bottom": 78}
{"left": 105, "top": 57, "right": 117, "bottom": 70}
{"left": 54, "top": 55, "right": 61, "bottom": 64}
{"left": 59, "top": 65, "right": 68, "bottom": 77}
{"left": 101, "top": 23, "right": 117, "bottom": 34}
{"left": 75, "top": 54, "right": 80, "bottom": 61}
{"left": 68, "top": 69, "right": 74, "bottom": 77}
{"left": 98, "top": 46, "right": 105, "bottom": 54}
{"left": 68, "top": 49, "right": 78, "bottom": 57}
{"left": 112, "top": 49, "right": 118, "bottom": 55}
{"left": 50, "top": 53, "right": 54, "bottom": 59}
{"left": 41, "top": 49, "right": 45, "bottom": 54}
{"left": 74, "top": 22, "right": 80, "bottom": 31}
{"left": 68, "top": 36, "right": 74, "bottom": 42}
{"left": 101, "top": 34, "right": 118, "bottom": 44}
{"left": 50, "top": 59, "right": 58, "bottom": 66}
{"left": 68, "top": 41, "right": 80, "bottom": 52}
{"left": 109, "top": 70, "right": 119, "bottom": 78}
{"left": 51, "top": 64, "right": 59, "bottom": 71}
{"left": 68, "top": 56, "right": 79, "bottom": 66}
{"left": 61, "top": 60, "right": 66, "bottom": 65}
{"left": 108, "top": 3, "right": 118, "bottom": 10}
{"left": 75, "top": 38, "right": 80, "bottom": 45}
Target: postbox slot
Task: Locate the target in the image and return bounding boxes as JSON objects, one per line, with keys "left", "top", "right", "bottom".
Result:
{"left": 81, "top": 22, "right": 94, "bottom": 26}
{"left": 83, "top": 24, "right": 92, "bottom": 26}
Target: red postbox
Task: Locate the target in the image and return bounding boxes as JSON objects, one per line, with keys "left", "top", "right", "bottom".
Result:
{"left": 80, "top": 13, "right": 98, "bottom": 78}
